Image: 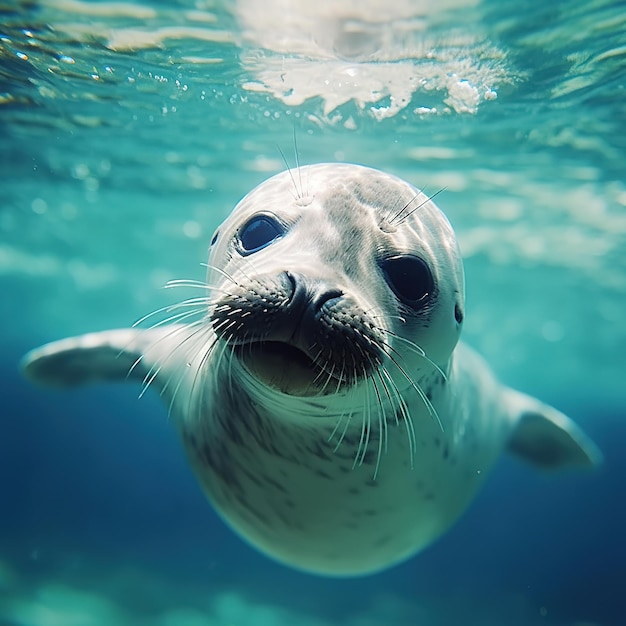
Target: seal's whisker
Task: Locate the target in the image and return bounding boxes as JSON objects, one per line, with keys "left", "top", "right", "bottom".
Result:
{"left": 331, "top": 401, "right": 355, "bottom": 453}
{"left": 378, "top": 329, "right": 448, "bottom": 383}
{"left": 386, "top": 350, "right": 444, "bottom": 432}
{"left": 353, "top": 369, "right": 372, "bottom": 470}
{"left": 328, "top": 373, "right": 363, "bottom": 451}
{"left": 238, "top": 255, "right": 265, "bottom": 285}
{"left": 140, "top": 321, "right": 210, "bottom": 402}
{"left": 158, "top": 322, "right": 213, "bottom": 401}
{"left": 127, "top": 354, "right": 144, "bottom": 380}
{"left": 164, "top": 279, "right": 220, "bottom": 291}
{"left": 139, "top": 343, "right": 175, "bottom": 399}
{"left": 379, "top": 329, "right": 423, "bottom": 359}
{"left": 383, "top": 192, "right": 417, "bottom": 227}
{"left": 352, "top": 351, "right": 362, "bottom": 391}
{"left": 211, "top": 316, "right": 240, "bottom": 338}
{"left": 368, "top": 328, "right": 447, "bottom": 431}
{"left": 166, "top": 371, "right": 187, "bottom": 418}
{"left": 328, "top": 403, "right": 348, "bottom": 447}
{"left": 379, "top": 365, "right": 416, "bottom": 469}
{"left": 197, "top": 337, "right": 227, "bottom": 424}
{"left": 369, "top": 371, "right": 387, "bottom": 480}
{"left": 389, "top": 188, "right": 446, "bottom": 226}
{"left": 305, "top": 159, "right": 311, "bottom": 201}
{"left": 309, "top": 345, "right": 330, "bottom": 389}
{"left": 378, "top": 367, "right": 400, "bottom": 428}
{"left": 132, "top": 298, "right": 211, "bottom": 328}
{"left": 164, "top": 280, "right": 233, "bottom": 300}
{"left": 189, "top": 330, "right": 227, "bottom": 423}
{"left": 243, "top": 330, "right": 257, "bottom": 382}
{"left": 225, "top": 336, "right": 238, "bottom": 401}
{"left": 180, "top": 325, "right": 217, "bottom": 415}
{"left": 167, "top": 327, "right": 217, "bottom": 418}
{"left": 142, "top": 307, "right": 207, "bottom": 332}
{"left": 277, "top": 143, "right": 301, "bottom": 203}
{"left": 202, "top": 263, "right": 244, "bottom": 289}
{"left": 380, "top": 367, "right": 416, "bottom": 458}
{"left": 139, "top": 360, "right": 162, "bottom": 399}
{"left": 342, "top": 347, "right": 359, "bottom": 393}
{"left": 363, "top": 369, "right": 374, "bottom": 468}
{"left": 292, "top": 127, "right": 304, "bottom": 201}
{"left": 374, "top": 368, "right": 393, "bottom": 453}
{"left": 126, "top": 321, "right": 197, "bottom": 387}
{"left": 333, "top": 358, "right": 346, "bottom": 395}
{"left": 320, "top": 359, "right": 338, "bottom": 396}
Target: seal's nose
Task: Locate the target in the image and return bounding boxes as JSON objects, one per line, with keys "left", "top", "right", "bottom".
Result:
{"left": 283, "top": 271, "right": 343, "bottom": 317}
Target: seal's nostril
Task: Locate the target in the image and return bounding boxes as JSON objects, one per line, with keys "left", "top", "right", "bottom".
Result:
{"left": 282, "top": 271, "right": 307, "bottom": 310}
{"left": 281, "top": 272, "right": 341, "bottom": 312}
{"left": 314, "top": 289, "right": 343, "bottom": 310}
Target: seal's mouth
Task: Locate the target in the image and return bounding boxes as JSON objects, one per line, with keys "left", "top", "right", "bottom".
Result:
{"left": 234, "top": 341, "right": 330, "bottom": 396}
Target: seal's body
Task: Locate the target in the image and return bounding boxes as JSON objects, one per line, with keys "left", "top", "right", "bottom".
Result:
{"left": 22, "top": 164, "right": 600, "bottom": 576}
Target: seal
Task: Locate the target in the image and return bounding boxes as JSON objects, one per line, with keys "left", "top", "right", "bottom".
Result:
{"left": 22, "top": 163, "right": 601, "bottom": 577}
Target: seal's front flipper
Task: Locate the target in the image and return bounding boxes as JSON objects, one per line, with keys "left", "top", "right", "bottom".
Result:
{"left": 505, "top": 390, "right": 602, "bottom": 469}
{"left": 21, "top": 325, "right": 198, "bottom": 390}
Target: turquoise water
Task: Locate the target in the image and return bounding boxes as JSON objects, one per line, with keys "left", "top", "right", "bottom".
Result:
{"left": 1, "top": 0, "right": 624, "bottom": 624}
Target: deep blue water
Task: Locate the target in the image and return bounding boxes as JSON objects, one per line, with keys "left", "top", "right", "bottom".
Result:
{"left": 1, "top": 0, "right": 625, "bottom": 624}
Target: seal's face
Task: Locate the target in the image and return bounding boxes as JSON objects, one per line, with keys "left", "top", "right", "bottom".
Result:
{"left": 207, "top": 163, "right": 464, "bottom": 397}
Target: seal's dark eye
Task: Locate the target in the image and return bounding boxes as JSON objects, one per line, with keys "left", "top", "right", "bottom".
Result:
{"left": 381, "top": 255, "right": 433, "bottom": 307}
{"left": 238, "top": 215, "right": 285, "bottom": 254}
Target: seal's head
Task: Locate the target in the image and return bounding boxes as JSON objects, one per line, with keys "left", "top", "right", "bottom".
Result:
{"left": 208, "top": 163, "right": 464, "bottom": 397}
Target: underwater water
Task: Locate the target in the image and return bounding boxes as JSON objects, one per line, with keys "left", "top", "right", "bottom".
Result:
{"left": 1, "top": 0, "right": 625, "bottom": 624}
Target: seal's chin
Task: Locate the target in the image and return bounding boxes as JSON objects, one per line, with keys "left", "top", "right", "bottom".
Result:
{"left": 235, "top": 341, "right": 331, "bottom": 397}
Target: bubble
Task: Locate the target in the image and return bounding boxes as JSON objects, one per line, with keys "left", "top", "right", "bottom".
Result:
{"left": 31, "top": 198, "right": 48, "bottom": 214}
{"left": 72, "top": 163, "right": 90, "bottom": 180}
{"left": 183, "top": 221, "right": 202, "bottom": 239}
{"left": 187, "top": 165, "right": 206, "bottom": 189}
{"left": 84, "top": 177, "right": 99, "bottom": 192}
